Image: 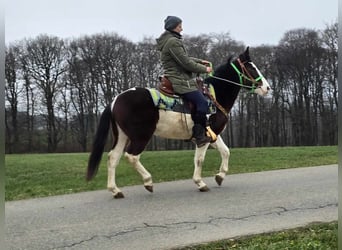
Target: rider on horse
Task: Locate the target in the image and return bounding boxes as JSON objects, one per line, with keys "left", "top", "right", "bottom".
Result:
{"left": 156, "top": 16, "right": 213, "bottom": 147}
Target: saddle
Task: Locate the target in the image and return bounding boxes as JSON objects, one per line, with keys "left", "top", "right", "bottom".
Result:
{"left": 158, "top": 76, "right": 176, "bottom": 97}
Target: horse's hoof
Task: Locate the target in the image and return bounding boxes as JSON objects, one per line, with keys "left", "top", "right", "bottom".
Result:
{"left": 199, "top": 185, "right": 210, "bottom": 192}
{"left": 113, "top": 192, "right": 125, "bottom": 199}
{"left": 144, "top": 185, "right": 153, "bottom": 193}
{"left": 215, "top": 175, "right": 224, "bottom": 186}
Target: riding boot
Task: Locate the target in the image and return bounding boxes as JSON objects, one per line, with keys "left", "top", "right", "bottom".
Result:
{"left": 191, "top": 112, "right": 211, "bottom": 147}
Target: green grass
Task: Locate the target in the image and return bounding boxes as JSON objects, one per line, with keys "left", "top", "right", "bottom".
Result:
{"left": 175, "top": 221, "right": 338, "bottom": 250}
{"left": 5, "top": 146, "right": 337, "bottom": 201}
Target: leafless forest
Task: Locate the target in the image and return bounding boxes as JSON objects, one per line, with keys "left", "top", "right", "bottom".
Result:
{"left": 5, "top": 23, "right": 337, "bottom": 153}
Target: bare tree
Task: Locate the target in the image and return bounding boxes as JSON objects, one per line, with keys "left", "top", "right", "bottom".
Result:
{"left": 57, "top": 73, "right": 72, "bottom": 151}
{"left": 183, "top": 34, "right": 211, "bottom": 60}
{"left": 134, "top": 38, "right": 161, "bottom": 88}
{"left": 67, "top": 39, "right": 94, "bottom": 151}
{"left": 208, "top": 33, "right": 244, "bottom": 66}
{"left": 5, "top": 46, "right": 20, "bottom": 153}
{"left": 276, "top": 28, "right": 324, "bottom": 145}
{"left": 21, "top": 58, "right": 37, "bottom": 152}
{"left": 4, "top": 24, "right": 338, "bottom": 152}
{"left": 320, "top": 22, "right": 338, "bottom": 144}
{"left": 22, "top": 35, "right": 67, "bottom": 152}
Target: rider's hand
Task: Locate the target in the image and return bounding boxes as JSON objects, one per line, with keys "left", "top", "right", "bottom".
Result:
{"left": 206, "top": 67, "right": 212, "bottom": 73}
{"left": 201, "top": 60, "right": 210, "bottom": 66}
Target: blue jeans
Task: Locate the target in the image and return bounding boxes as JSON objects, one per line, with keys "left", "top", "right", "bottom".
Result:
{"left": 182, "top": 90, "right": 208, "bottom": 114}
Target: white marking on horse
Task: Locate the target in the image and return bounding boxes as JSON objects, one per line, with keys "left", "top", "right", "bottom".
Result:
{"left": 107, "top": 125, "right": 128, "bottom": 197}
{"left": 250, "top": 62, "right": 271, "bottom": 96}
{"left": 125, "top": 153, "right": 152, "bottom": 187}
{"left": 154, "top": 110, "right": 193, "bottom": 139}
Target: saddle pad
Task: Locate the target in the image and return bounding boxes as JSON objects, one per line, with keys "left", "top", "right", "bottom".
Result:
{"left": 147, "top": 85, "right": 216, "bottom": 114}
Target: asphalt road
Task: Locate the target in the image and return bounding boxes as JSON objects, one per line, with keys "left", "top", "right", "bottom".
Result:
{"left": 5, "top": 165, "right": 338, "bottom": 250}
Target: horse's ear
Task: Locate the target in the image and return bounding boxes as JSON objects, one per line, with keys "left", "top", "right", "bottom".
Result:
{"left": 245, "top": 46, "right": 250, "bottom": 56}
{"left": 241, "top": 46, "right": 251, "bottom": 61}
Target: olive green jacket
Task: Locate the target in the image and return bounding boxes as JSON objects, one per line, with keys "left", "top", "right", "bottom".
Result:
{"left": 156, "top": 31, "right": 207, "bottom": 94}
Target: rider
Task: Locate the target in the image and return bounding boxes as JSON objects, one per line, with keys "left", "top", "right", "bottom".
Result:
{"left": 156, "top": 16, "right": 213, "bottom": 147}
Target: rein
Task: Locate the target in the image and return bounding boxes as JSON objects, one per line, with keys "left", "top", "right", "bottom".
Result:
{"left": 205, "top": 58, "right": 264, "bottom": 117}
{"left": 209, "top": 75, "right": 252, "bottom": 90}
{"left": 205, "top": 91, "right": 228, "bottom": 117}
{"left": 208, "top": 58, "right": 263, "bottom": 93}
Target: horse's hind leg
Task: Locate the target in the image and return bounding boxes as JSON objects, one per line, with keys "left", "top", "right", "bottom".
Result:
{"left": 210, "top": 135, "right": 230, "bottom": 186}
{"left": 107, "top": 127, "right": 128, "bottom": 198}
{"left": 125, "top": 153, "right": 153, "bottom": 192}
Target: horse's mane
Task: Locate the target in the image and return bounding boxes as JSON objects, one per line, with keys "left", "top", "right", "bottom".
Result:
{"left": 213, "top": 56, "right": 234, "bottom": 77}
{"left": 204, "top": 57, "right": 230, "bottom": 85}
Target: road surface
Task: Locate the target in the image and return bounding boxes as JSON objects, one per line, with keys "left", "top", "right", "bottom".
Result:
{"left": 5, "top": 165, "right": 338, "bottom": 250}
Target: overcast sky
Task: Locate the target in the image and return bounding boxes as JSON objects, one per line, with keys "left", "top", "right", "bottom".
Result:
{"left": 5, "top": 0, "right": 337, "bottom": 46}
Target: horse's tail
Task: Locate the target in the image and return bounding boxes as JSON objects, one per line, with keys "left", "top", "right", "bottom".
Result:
{"left": 86, "top": 105, "right": 113, "bottom": 181}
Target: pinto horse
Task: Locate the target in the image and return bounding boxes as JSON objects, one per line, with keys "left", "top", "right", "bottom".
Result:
{"left": 87, "top": 47, "right": 271, "bottom": 198}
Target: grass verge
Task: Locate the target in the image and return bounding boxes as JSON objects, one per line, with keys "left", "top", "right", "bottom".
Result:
{"left": 5, "top": 146, "right": 337, "bottom": 201}
{"left": 174, "top": 221, "right": 338, "bottom": 250}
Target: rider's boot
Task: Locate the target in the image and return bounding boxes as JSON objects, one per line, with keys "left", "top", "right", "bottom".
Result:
{"left": 191, "top": 112, "right": 211, "bottom": 147}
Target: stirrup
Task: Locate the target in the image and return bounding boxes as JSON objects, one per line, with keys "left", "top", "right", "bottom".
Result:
{"left": 206, "top": 126, "right": 217, "bottom": 142}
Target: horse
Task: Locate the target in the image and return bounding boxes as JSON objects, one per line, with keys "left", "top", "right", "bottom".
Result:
{"left": 86, "top": 47, "right": 271, "bottom": 198}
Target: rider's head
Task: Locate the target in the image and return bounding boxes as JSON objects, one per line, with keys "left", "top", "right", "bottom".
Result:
{"left": 164, "top": 16, "right": 182, "bottom": 32}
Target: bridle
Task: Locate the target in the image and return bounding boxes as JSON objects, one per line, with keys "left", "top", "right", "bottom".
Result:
{"left": 208, "top": 58, "right": 265, "bottom": 93}
{"left": 204, "top": 58, "right": 266, "bottom": 117}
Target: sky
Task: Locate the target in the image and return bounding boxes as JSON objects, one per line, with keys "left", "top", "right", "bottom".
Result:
{"left": 5, "top": 0, "right": 337, "bottom": 47}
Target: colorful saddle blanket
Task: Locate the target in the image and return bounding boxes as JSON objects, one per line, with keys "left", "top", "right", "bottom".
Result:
{"left": 148, "top": 84, "right": 216, "bottom": 114}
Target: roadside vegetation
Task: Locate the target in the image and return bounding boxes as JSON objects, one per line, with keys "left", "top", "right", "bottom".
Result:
{"left": 175, "top": 222, "right": 337, "bottom": 250}
{"left": 5, "top": 145, "right": 337, "bottom": 201}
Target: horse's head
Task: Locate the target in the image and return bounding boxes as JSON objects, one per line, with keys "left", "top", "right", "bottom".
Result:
{"left": 232, "top": 47, "right": 271, "bottom": 96}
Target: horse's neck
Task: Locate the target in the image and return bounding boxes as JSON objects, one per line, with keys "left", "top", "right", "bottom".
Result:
{"left": 212, "top": 75, "right": 241, "bottom": 114}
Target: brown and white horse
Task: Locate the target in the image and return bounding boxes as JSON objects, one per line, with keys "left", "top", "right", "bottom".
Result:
{"left": 86, "top": 47, "right": 271, "bottom": 198}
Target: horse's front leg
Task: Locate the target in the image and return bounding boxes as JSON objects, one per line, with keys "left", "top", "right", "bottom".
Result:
{"left": 210, "top": 135, "right": 230, "bottom": 186}
{"left": 193, "top": 143, "right": 210, "bottom": 192}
